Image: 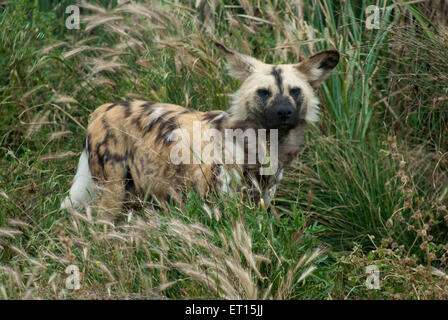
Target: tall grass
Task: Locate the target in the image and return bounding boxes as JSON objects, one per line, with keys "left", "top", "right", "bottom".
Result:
{"left": 301, "top": 0, "right": 395, "bottom": 139}
{"left": 1, "top": 0, "right": 447, "bottom": 299}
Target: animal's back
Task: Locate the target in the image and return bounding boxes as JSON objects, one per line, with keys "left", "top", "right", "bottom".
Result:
{"left": 64, "top": 99, "right": 228, "bottom": 214}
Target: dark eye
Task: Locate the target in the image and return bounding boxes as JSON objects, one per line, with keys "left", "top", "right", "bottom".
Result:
{"left": 290, "top": 87, "right": 302, "bottom": 99}
{"left": 257, "top": 88, "right": 271, "bottom": 99}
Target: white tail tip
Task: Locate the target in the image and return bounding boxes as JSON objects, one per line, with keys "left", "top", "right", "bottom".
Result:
{"left": 61, "top": 147, "right": 96, "bottom": 210}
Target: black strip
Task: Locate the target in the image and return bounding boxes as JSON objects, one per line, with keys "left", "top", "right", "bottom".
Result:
{"left": 154, "top": 112, "right": 179, "bottom": 146}
{"left": 119, "top": 100, "right": 131, "bottom": 118}
{"left": 214, "top": 116, "right": 225, "bottom": 132}
{"left": 179, "top": 108, "right": 196, "bottom": 115}
{"left": 271, "top": 66, "right": 283, "bottom": 94}
{"left": 142, "top": 101, "right": 155, "bottom": 113}
{"left": 102, "top": 117, "right": 118, "bottom": 145}
{"left": 202, "top": 111, "right": 223, "bottom": 122}
{"left": 142, "top": 109, "right": 176, "bottom": 136}
{"left": 124, "top": 165, "right": 135, "bottom": 193}
{"left": 96, "top": 142, "right": 105, "bottom": 172}
{"left": 131, "top": 113, "right": 144, "bottom": 132}
{"left": 142, "top": 109, "right": 157, "bottom": 134}
{"left": 106, "top": 103, "right": 117, "bottom": 112}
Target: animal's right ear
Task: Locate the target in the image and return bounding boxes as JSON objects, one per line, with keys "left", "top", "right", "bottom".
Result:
{"left": 294, "top": 50, "right": 340, "bottom": 88}
{"left": 215, "top": 41, "right": 264, "bottom": 81}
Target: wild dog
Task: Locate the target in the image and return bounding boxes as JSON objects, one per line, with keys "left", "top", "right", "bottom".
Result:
{"left": 61, "top": 42, "right": 339, "bottom": 218}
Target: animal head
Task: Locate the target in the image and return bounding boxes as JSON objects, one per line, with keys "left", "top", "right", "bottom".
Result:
{"left": 215, "top": 42, "right": 339, "bottom": 131}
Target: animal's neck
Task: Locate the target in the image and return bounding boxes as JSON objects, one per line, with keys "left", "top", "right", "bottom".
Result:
{"left": 224, "top": 104, "right": 262, "bottom": 131}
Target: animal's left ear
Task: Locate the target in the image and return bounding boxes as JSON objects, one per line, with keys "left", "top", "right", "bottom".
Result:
{"left": 214, "top": 41, "right": 265, "bottom": 81}
{"left": 295, "top": 50, "right": 339, "bottom": 88}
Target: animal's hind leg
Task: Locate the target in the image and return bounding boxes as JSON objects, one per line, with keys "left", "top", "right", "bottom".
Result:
{"left": 96, "top": 160, "right": 126, "bottom": 220}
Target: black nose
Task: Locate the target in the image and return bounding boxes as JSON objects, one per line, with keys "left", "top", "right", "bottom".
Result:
{"left": 276, "top": 104, "right": 294, "bottom": 121}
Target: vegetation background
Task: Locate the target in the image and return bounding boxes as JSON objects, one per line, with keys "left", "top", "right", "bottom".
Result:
{"left": 0, "top": 0, "right": 447, "bottom": 299}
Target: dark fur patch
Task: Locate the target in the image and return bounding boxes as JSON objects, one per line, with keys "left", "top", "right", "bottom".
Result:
{"left": 142, "top": 109, "right": 158, "bottom": 135}
{"left": 104, "top": 131, "right": 118, "bottom": 147}
{"left": 271, "top": 67, "right": 283, "bottom": 94}
{"left": 202, "top": 111, "right": 224, "bottom": 122}
{"left": 154, "top": 113, "right": 179, "bottom": 146}
{"left": 126, "top": 146, "right": 135, "bottom": 163}
{"left": 179, "top": 108, "right": 197, "bottom": 115}
{"left": 142, "top": 102, "right": 156, "bottom": 110}
{"left": 202, "top": 111, "right": 227, "bottom": 132}
{"left": 214, "top": 115, "right": 225, "bottom": 132}
{"left": 102, "top": 117, "right": 118, "bottom": 146}
{"left": 94, "top": 117, "right": 125, "bottom": 175}
{"left": 288, "top": 87, "right": 303, "bottom": 115}
{"left": 124, "top": 166, "right": 135, "bottom": 192}
{"left": 214, "top": 41, "right": 233, "bottom": 54}
{"left": 159, "top": 110, "right": 176, "bottom": 119}
{"left": 175, "top": 162, "right": 185, "bottom": 176}
{"left": 105, "top": 153, "right": 125, "bottom": 168}
{"left": 96, "top": 143, "right": 124, "bottom": 169}
{"left": 106, "top": 103, "right": 117, "bottom": 112}
{"left": 142, "top": 109, "right": 177, "bottom": 136}
{"left": 86, "top": 134, "right": 93, "bottom": 154}
{"left": 130, "top": 112, "right": 144, "bottom": 132}
{"left": 318, "top": 52, "right": 340, "bottom": 70}
{"left": 118, "top": 100, "right": 131, "bottom": 118}
{"left": 245, "top": 101, "right": 266, "bottom": 129}
{"left": 95, "top": 142, "right": 105, "bottom": 172}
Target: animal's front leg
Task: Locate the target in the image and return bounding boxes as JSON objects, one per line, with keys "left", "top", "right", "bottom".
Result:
{"left": 263, "top": 169, "right": 284, "bottom": 207}
{"left": 95, "top": 160, "right": 127, "bottom": 220}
